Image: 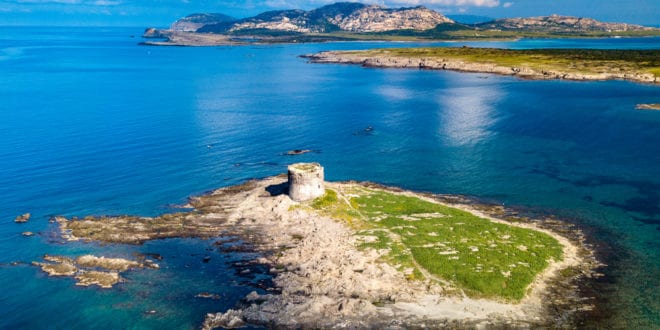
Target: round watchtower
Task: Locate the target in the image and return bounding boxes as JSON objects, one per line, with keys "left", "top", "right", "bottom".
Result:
{"left": 288, "top": 163, "right": 325, "bottom": 202}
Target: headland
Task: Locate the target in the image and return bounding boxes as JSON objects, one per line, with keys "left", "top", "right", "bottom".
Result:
{"left": 303, "top": 47, "right": 660, "bottom": 84}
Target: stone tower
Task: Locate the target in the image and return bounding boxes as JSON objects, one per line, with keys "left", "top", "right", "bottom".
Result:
{"left": 287, "top": 163, "right": 325, "bottom": 202}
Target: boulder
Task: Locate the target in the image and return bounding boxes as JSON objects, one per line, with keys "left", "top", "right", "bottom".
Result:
{"left": 14, "top": 213, "right": 30, "bottom": 223}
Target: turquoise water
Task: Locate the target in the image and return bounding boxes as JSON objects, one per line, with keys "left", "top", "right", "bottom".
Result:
{"left": 1, "top": 27, "right": 659, "bottom": 328}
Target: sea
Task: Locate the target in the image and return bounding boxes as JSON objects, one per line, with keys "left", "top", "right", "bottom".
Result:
{"left": 1, "top": 27, "right": 659, "bottom": 328}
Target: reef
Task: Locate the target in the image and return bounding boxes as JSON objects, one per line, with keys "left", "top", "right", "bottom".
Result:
{"left": 32, "top": 254, "right": 158, "bottom": 288}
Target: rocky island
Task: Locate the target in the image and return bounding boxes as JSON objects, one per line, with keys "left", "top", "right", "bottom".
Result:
{"left": 50, "top": 163, "right": 600, "bottom": 328}
{"left": 304, "top": 47, "right": 660, "bottom": 84}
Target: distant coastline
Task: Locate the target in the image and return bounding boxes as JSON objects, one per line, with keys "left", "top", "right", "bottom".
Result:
{"left": 139, "top": 2, "right": 660, "bottom": 47}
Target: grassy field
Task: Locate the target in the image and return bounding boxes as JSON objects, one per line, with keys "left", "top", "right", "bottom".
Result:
{"left": 309, "top": 186, "right": 564, "bottom": 301}
{"left": 346, "top": 47, "right": 660, "bottom": 79}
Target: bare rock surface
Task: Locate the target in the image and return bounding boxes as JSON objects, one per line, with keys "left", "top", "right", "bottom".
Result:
{"left": 636, "top": 103, "right": 660, "bottom": 110}
{"left": 14, "top": 213, "right": 30, "bottom": 223}
{"left": 32, "top": 254, "right": 157, "bottom": 288}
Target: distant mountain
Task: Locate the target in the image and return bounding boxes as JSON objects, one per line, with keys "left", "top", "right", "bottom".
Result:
{"left": 171, "top": 13, "right": 236, "bottom": 32}
{"left": 149, "top": 2, "right": 659, "bottom": 44}
{"left": 476, "top": 14, "right": 657, "bottom": 32}
{"left": 193, "top": 2, "right": 453, "bottom": 34}
{"left": 447, "top": 15, "right": 494, "bottom": 24}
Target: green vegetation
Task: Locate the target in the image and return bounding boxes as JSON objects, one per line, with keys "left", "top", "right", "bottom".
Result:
{"left": 309, "top": 187, "right": 564, "bottom": 301}
{"left": 348, "top": 47, "right": 660, "bottom": 79}
{"left": 204, "top": 21, "right": 660, "bottom": 42}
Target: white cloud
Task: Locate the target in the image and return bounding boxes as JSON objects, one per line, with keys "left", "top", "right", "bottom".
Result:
{"left": 13, "top": 0, "right": 120, "bottom": 4}
{"left": 255, "top": 0, "right": 503, "bottom": 10}
{"left": 502, "top": 1, "right": 513, "bottom": 8}
{"left": 16, "top": 0, "right": 82, "bottom": 3}
{"left": 386, "top": 0, "right": 501, "bottom": 8}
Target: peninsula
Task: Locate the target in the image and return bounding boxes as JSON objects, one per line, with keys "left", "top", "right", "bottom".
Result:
{"left": 304, "top": 47, "right": 660, "bottom": 84}
{"left": 51, "top": 163, "right": 600, "bottom": 328}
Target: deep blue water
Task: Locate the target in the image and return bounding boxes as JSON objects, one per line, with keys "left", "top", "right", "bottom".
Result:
{"left": 1, "top": 27, "right": 659, "bottom": 328}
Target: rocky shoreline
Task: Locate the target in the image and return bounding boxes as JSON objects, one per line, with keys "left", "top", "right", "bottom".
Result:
{"left": 52, "top": 173, "right": 601, "bottom": 328}
{"left": 302, "top": 50, "right": 659, "bottom": 84}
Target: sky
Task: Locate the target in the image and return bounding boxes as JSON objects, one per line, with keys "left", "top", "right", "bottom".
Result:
{"left": 0, "top": 0, "right": 658, "bottom": 27}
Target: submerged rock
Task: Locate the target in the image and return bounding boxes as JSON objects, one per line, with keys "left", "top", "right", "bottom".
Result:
{"left": 195, "top": 292, "right": 222, "bottom": 300}
{"left": 286, "top": 149, "right": 312, "bottom": 155}
{"left": 14, "top": 213, "right": 30, "bottom": 223}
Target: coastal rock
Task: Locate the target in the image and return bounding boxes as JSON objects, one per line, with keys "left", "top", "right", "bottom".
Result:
{"left": 636, "top": 103, "right": 660, "bottom": 110}
{"left": 75, "top": 271, "right": 121, "bottom": 288}
{"left": 203, "top": 309, "right": 245, "bottom": 329}
{"left": 32, "top": 256, "right": 77, "bottom": 277}
{"left": 196, "top": 292, "right": 222, "bottom": 300}
{"left": 22, "top": 231, "right": 34, "bottom": 237}
{"left": 286, "top": 149, "right": 312, "bottom": 155}
{"left": 75, "top": 255, "right": 141, "bottom": 272}
{"left": 14, "top": 213, "right": 30, "bottom": 223}
{"left": 32, "top": 254, "right": 153, "bottom": 288}
{"left": 287, "top": 163, "right": 325, "bottom": 202}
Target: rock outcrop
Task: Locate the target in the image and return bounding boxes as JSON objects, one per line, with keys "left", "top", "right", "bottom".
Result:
{"left": 328, "top": 5, "right": 453, "bottom": 32}
{"left": 636, "top": 103, "right": 660, "bottom": 110}
{"left": 14, "top": 213, "right": 30, "bottom": 223}
{"left": 32, "top": 254, "right": 158, "bottom": 288}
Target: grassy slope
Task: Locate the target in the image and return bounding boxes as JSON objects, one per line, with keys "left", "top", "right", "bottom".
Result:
{"left": 309, "top": 186, "right": 563, "bottom": 301}
{"left": 345, "top": 47, "right": 660, "bottom": 79}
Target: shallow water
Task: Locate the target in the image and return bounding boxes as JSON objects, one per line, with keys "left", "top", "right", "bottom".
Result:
{"left": 1, "top": 27, "right": 659, "bottom": 327}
